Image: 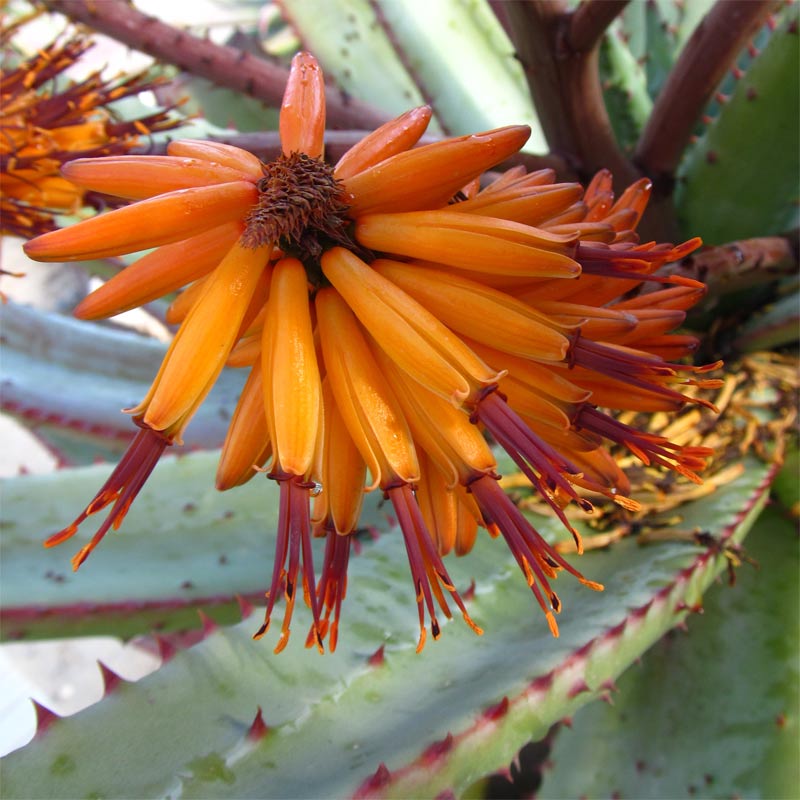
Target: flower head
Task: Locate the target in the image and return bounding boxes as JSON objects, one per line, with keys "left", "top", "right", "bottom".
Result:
{"left": 1, "top": 14, "right": 182, "bottom": 238}
{"left": 23, "top": 52, "right": 721, "bottom": 653}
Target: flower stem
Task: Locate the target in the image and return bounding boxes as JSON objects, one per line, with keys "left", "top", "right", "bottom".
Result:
{"left": 41, "top": 0, "right": 390, "bottom": 131}
{"left": 566, "top": 0, "right": 630, "bottom": 53}
{"left": 500, "top": 0, "right": 638, "bottom": 191}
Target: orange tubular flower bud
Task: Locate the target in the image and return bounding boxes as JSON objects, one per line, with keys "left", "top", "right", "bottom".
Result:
{"left": 456, "top": 183, "right": 584, "bottom": 226}
{"left": 319, "top": 381, "right": 367, "bottom": 535}
{"left": 165, "top": 277, "right": 209, "bottom": 326}
{"left": 374, "top": 260, "right": 571, "bottom": 363}
{"left": 321, "top": 247, "right": 500, "bottom": 405}
{"left": 315, "top": 287, "right": 419, "bottom": 488}
{"left": 141, "top": 241, "right": 272, "bottom": 432}
{"left": 342, "top": 125, "right": 531, "bottom": 215}
{"left": 356, "top": 212, "right": 580, "bottom": 279}
{"left": 416, "top": 455, "right": 459, "bottom": 556}
{"left": 226, "top": 333, "right": 261, "bottom": 368}
{"left": 262, "top": 258, "right": 321, "bottom": 477}
{"left": 62, "top": 156, "right": 256, "bottom": 200}
{"left": 280, "top": 52, "right": 325, "bottom": 159}
{"left": 466, "top": 339, "right": 591, "bottom": 404}
{"left": 23, "top": 182, "right": 258, "bottom": 262}
{"left": 372, "top": 344, "right": 497, "bottom": 486}
{"left": 74, "top": 222, "right": 243, "bottom": 320}
{"left": 216, "top": 361, "right": 272, "bottom": 490}
{"left": 167, "top": 139, "right": 265, "bottom": 179}
{"left": 333, "top": 105, "right": 432, "bottom": 180}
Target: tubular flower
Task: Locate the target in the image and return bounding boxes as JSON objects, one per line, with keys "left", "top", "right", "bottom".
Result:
{"left": 1, "top": 16, "right": 182, "bottom": 238}
{"left": 23, "top": 52, "right": 721, "bottom": 653}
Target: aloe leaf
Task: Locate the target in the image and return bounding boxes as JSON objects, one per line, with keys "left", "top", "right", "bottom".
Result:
{"left": 1, "top": 456, "right": 776, "bottom": 798}
{"left": 0, "top": 451, "right": 385, "bottom": 641}
{"left": 538, "top": 504, "right": 799, "bottom": 799}
{"left": 675, "top": 7, "right": 800, "bottom": 244}
{"left": 616, "top": 0, "right": 716, "bottom": 97}
{"left": 278, "top": 0, "right": 432, "bottom": 125}
{"left": 599, "top": 30, "right": 652, "bottom": 152}
{"left": 279, "top": 0, "right": 545, "bottom": 150}
{"left": 0, "top": 302, "right": 244, "bottom": 457}
{"left": 772, "top": 444, "right": 800, "bottom": 517}
{"left": 732, "top": 289, "right": 800, "bottom": 352}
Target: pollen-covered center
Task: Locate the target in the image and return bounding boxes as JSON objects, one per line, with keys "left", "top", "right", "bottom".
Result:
{"left": 241, "top": 152, "right": 354, "bottom": 274}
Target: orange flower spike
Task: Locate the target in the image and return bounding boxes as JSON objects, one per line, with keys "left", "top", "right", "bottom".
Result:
{"left": 216, "top": 362, "right": 272, "bottom": 491}
{"left": 280, "top": 52, "right": 325, "bottom": 159}
{"left": 321, "top": 247, "right": 501, "bottom": 405}
{"left": 263, "top": 258, "right": 321, "bottom": 477}
{"left": 62, "top": 156, "right": 257, "bottom": 200}
{"left": 374, "top": 260, "right": 571, "bottom": 363}
{"left": 74, "top": 222, "right": 243, "bottom": 320}
{"left": 315, "top": 287, "right": 419, "bottom": 488}
{"left": 342, "top": 125, "right": 531, "bottom": 215}
{"left": 355, "top": 213, "right": 580, "bottom": 279}
{"left": 334, "top": 105, "right": 432, "bottom": 180}
{"left": 143, "top": 241, "right": 272, "bottom": 432}
{"left": 167, "top": 139, "right": 264, "bottom": 178}
{"left": 23, "top": 181, "right": 258, "bottom": 262}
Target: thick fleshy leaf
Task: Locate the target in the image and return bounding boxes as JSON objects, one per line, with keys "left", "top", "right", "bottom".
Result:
{"left": 538, "top": 504, "right": 799, "bottom": 800}
{"left": 0, "top": 302, "right": 245, "bottom": 460}
{"left": 675, "top": 7, "right": 800, "bottom": 244}
{"left": 0, "top": 451, "right": 386, "bottom": 641}
{"left": 1, "top": 456, "right": 776, "bottom": 797}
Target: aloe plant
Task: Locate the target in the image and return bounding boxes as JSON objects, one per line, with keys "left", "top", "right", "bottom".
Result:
{"left": 1, "top": 0, "right": 797, "bottom": 796}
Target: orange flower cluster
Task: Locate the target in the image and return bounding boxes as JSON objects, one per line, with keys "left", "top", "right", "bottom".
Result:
{"left": 24, "top": 53, "right": 721, "bottom": 653}
{"left": 1, "top": 15, "right": 181, "bottom": 238}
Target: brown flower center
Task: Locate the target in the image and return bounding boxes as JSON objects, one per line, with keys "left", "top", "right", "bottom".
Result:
{"left": 241, "top": 152, "right": 358, "bottom": 282}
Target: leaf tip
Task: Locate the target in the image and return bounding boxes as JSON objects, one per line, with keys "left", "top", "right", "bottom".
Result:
{"left": 367, "top": 644, "right": 385, "bottom": 667}
{"left": 482, "top": 696, "right": 510, "bottom": 722}
{"left": 246, "top": 706, "right": 270, "bottom": 741}
{"left": 236, "top": 594, "right": 256, "bottom": 620}
{"left": 567, "top": 679, "right": 592, "bottom": 699}
{"left": 197, "top": 609, "right": 218, "bottom": 637}
{"left": 354, "top": 762, "right": 392, "bottom": 799}
{"left": 152, "top": 634, "right": 177, "bottom": 663}
{"left": 32, "top": 700, "right": 59, "bottom": 736}
{"left": 421, "top": 733, "right": 455, "bottom": 765}
{"left": 97, "top": 661, "right": 124, "bottom": 695}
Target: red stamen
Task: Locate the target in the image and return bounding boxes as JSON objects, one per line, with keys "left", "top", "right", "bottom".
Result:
{"left": 470, "top": 475, "right": 603, "bottom": 637}
{"left": 254, "top": 474, "right": 324, "bottom": 653}
{"left": 43, "top": 425, "right": 171, "bottom": 569}
{"left": 473, "top": 389, "right": 590, "bottom": 551}
{"left": 308, "top": 526, "right": 352, "bottom": 653}
{"left": 388, "top": 483, "right": 482, "bottom": 652}
{"left": 576, "top": 406, "right": 714, "bottom": 483}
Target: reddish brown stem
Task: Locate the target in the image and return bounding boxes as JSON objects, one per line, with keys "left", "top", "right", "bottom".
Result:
{"left": 635, "top": 0, "right": 782, "bottom": 181}
{"left": 41, "top": 0, "right": 390, "bottom": 131}
{"left": 502, "top": 0, "right": 638, "bottom": 190}
{"left": 567, "top": 0, "right": 630, "bottom": 52}
{"left": 659, "top": 236, "right": 798, "bottom": 295}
